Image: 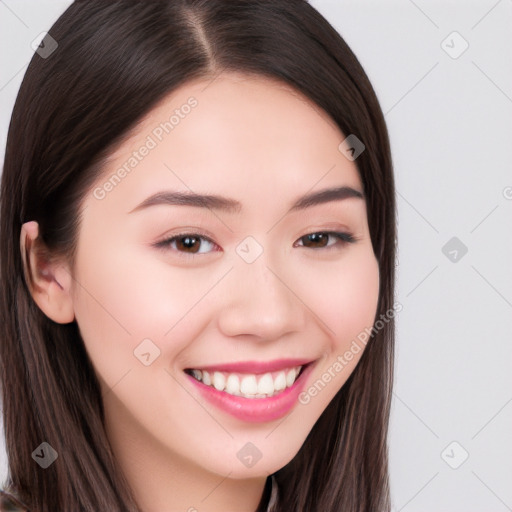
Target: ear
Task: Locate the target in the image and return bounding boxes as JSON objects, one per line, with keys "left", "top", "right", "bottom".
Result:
{"left": 20, "top": 221, "right": 75, "bottom": 324}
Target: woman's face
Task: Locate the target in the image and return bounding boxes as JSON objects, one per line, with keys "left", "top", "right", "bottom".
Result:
{"left": 69, "top": 72, "right": 379, "bottom": 483}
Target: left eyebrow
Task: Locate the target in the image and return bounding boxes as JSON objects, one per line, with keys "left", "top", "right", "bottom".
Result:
{"left": 288, "top": 186, "right": 364, "bottom": 212}
{"left": 127, "top": 185, "right": 364, "bottom": 215}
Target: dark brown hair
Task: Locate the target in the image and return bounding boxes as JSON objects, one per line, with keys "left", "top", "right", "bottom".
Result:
{"left": 0, "top": 1, "right": 396, "bottom": 510}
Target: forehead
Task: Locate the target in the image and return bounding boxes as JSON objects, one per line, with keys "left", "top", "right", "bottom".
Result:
{"left": 88, "top": 71, "right": 363, "bottom": 218}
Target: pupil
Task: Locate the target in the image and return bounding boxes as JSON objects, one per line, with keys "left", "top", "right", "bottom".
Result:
{"left": 307, "top": 233, "right": 326, "bottom": 247}
{"left": 180, "top": 236, "right": 199, "bottom": 252}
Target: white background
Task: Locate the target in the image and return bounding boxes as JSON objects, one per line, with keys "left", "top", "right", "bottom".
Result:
{"left": 1, "top": 1, "right": 511, "bottom": 511}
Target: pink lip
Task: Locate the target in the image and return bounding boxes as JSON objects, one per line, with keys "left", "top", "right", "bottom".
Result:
{"left": 184, "top": 360, "right": 317, "bottom": 423}
{"left": 185, "top": 357, "right": 314, "bottom": 374}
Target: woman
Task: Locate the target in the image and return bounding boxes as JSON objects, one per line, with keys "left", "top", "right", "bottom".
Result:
{"left": 0, "top": 1, "right": 396, "bottom": 510}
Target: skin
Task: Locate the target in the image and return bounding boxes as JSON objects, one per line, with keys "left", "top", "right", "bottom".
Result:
{"left": 21, "top": 71, "right": 380, "bottom": 512}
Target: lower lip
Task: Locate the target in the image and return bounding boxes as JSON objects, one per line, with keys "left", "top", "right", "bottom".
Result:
{"left": 185, "top": 362, "right": 316, "bottom": 423}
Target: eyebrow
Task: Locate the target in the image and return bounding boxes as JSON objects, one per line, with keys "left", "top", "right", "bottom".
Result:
{"left": 128, "top": 185, "right": 364, "bottom": 215}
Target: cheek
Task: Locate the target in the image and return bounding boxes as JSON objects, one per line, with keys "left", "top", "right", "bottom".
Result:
{"left": 293, "top": 248, "right": 379, "bottom": 417}
{"left": 70, "top": 238, "right": 220, "bottom": 387}
{"left": 300, "top": 248, "right": 380, "bottom": 347}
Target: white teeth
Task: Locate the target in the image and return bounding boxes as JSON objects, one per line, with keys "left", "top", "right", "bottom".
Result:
{"left": 286, "top": 368, "right": 296, "bottom": 387}
{"left": 240, "top": 375, "right": 258, "bottom": 395}
{"left": 225, "top": 374, "right": 241, "bottom": 396}
{"left": 274, "top": 371, "right": 286, "bottom": 391}
{"left": 202, "top": 370, "right": 212, "bottom": 386}
{"left": 188, "top": 365, "right": 304, "bottom": 399}
{"left": 257, "top": 373, "right": 274, "bottom": 395}
{"left": 213, "top": 371, "right": 226, "bottom": 391}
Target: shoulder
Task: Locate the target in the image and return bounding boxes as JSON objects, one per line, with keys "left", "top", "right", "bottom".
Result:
{"left": 0, "top": 489, "right": 29, "bottom": 512}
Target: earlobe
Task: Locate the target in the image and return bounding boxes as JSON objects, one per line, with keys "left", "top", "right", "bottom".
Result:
{"left": 20, "top": 221, "right": 75, "bottom": 324}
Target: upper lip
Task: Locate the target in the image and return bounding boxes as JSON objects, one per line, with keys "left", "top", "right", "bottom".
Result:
{"left": 185, "top": 358, "right": 315, "bottom": 374}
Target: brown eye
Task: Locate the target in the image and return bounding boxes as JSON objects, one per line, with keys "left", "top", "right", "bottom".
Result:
{"left": 174, "top": 235, "right": 202, "bottom": 253}
{"left": 301, "top": 232, "right": 329, "bottom": 248}
{"left": 155, "top": 233, "right": 217, "bottom": 255}
{"left": 296, "top": 231, "right": 356, "bottom": 249}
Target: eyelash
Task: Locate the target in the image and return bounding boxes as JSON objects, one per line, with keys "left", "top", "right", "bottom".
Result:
{"left": 153, "top": 230, "right": 358, "bottom": 257}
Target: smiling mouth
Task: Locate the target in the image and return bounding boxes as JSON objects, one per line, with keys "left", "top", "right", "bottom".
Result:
{"left": 184, "top": 364, "right": 309, "bottom": 399}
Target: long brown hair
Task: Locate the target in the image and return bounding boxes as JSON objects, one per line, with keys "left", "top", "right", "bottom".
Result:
{"left": 0, "top": 1, "right": 396, "bottom": 510}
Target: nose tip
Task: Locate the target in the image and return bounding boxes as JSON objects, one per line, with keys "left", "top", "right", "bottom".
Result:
{"left": 216, "top": 261, "right": 307, "bottom": 341}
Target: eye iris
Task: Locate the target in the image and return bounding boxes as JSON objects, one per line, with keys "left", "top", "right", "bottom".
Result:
{"left": 177, "top": 236, "right": 201, "bottom": 253}
{"left": 304, "top": 233, "right": 328, "bottom": 248}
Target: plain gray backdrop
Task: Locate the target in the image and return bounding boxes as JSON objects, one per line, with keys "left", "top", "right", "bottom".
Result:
{"left": 1, "top": 1, "right": 511, "bottom": 511}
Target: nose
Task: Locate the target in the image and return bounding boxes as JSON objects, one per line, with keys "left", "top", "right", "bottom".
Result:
{"left": 216, "top": 254, "right": 307, "bottom": 341}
